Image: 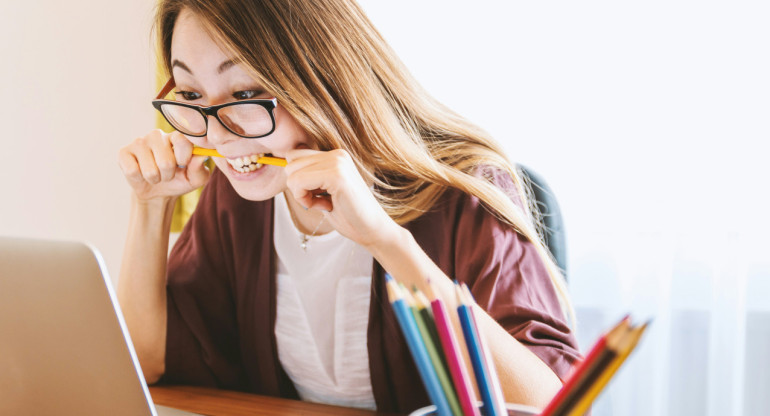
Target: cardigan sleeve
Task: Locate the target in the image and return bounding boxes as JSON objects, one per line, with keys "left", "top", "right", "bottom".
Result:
{"left": 159, "top": 171, "right": 246, "bottom": 389}
{"left": 452, "top": 170, "right": 581, "bottom": 381}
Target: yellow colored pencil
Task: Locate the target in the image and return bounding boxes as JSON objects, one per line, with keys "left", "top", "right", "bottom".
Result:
{"left": 567, "top": 322, "right": 649, "bottom": 416}
{"left": 191, "top": 147, "right": 287, "bottom": 167}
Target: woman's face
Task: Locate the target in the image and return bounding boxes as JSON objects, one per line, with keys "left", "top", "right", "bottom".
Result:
{"left": 170, "top": 8, "right": 313, "bottom": 201}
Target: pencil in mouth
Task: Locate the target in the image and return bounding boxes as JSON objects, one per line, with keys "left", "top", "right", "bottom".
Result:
{"left": 192, "top": 147, "right": 287, "bottom": 167}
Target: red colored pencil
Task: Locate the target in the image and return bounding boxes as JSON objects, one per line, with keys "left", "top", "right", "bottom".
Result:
{"left": 540, "top": 316, "right": 630, "bottom": 416}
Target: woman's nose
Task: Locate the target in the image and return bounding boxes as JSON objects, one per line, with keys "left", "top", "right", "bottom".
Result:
{"left": 205, "top": 114, "right": 235, "bottom": 146}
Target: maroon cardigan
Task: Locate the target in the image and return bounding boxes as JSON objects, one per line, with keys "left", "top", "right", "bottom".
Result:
{"left": 160, "top": 169, "right": 581, "bottom": 413}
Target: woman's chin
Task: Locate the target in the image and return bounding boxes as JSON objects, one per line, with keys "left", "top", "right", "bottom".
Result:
{"left": 231, "top": 184, "right": 281, "bottom": 201}
{"left": 218, "top": 162, "right": 284, "bottom": 201}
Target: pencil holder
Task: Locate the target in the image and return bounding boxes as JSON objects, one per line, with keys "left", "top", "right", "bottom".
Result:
{"left": 409, "top": 402, "right": 540, "bottom": 416}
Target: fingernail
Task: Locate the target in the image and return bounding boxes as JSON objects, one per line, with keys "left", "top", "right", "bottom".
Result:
{"left": 177, "top": 165, "right": 186, "bottom": 169}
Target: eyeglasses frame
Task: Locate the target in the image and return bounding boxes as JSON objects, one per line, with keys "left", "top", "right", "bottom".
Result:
{"left": 152, "top": 78, "right": 278, "bottom": 139}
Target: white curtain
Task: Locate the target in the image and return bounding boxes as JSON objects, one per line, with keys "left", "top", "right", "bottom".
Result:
{"left": 569, "top": 231, "right": 770, "bottom": 415}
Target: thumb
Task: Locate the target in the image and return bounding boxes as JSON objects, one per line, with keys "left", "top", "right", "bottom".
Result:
{"left": 186, "top": 155, "right": 212, "bottom": 188}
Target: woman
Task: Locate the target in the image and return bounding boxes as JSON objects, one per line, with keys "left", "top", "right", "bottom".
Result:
{"left": 117, "top": 0, "right": 581, "bottom": 412}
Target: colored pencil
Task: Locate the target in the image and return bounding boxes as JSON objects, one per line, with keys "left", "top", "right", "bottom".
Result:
{"left": 540, "top": 316, "right": 630, "bottom": 416}
{"left": 425, "top": 283, "right": 481, "bottom": 416}
{"left": 461, "top": 284, "right": 508, "bottom": 416}
{"left": 191, "top": 147, "right": 287, "bottom": 166}
{"left": 409, "top": 287, "right": 463, "bottom": 416}
{"left": 555, "top": 318, "right": 632, "bottom": 416}
{"left": 456, "top": 284, "right": 507, "bottom": 416}
{"left": 385, "top": 276, "right": 453, "bottom": 416}
{"left": 567, "top": 321, "right": 649, "bottom": 416}
{"left": 413, "top": 289, "right": 446, "bottom": 364}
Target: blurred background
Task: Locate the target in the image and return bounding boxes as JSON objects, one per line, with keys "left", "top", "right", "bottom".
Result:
{"left": 1, "top": 1, "right": 768, "bottom": 415}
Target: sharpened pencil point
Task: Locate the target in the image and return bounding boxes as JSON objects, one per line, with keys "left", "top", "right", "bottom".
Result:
{"left": 423, "top": 278, "right": 437, "bottom": 300}
{"left": 454, "top": 283, "right": 464, "bottom": 305}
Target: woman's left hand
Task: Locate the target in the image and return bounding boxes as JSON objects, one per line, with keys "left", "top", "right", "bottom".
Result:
{"left": 284, "top": 148, "right": 399, "bottom": 249}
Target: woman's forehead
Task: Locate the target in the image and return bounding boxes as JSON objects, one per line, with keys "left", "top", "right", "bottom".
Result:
{"left": 170, "top": 9, "right": 236, "bottom": 77}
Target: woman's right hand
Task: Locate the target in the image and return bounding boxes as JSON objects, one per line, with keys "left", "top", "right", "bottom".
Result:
{"left": 118, "top": 129, "right": 211, "bottom": 201}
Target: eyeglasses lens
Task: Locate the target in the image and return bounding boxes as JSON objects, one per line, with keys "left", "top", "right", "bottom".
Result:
{"left": 160, "top": 105, "right": 206, "bottom": 136}
{"left": 218, "top": 104, "right": 273, "bottom": 137}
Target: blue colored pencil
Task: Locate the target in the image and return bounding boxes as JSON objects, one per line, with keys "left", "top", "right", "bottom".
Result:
{"left": 456, "top": 284, "right": 507, "bottom": 416}
{"left": 385, "top": 275, "right": 453, "bottom": 416}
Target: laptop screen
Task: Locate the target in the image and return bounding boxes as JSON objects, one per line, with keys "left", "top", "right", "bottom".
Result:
{"left": 0, "top": 237, "right": 157, "bottom": 415}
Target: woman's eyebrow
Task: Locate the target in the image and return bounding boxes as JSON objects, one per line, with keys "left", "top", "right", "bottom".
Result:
{"left": 171, "top": 59, "right": 193, "bottom": 74}
{"left": 217, "top": 59, "right": 235, "bottom": 74}
{"left": 170, "top": 58, "right": 236, "bottom": 75}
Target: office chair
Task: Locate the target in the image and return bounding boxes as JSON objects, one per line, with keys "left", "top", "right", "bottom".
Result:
{"left": 517, "top": 165, "right": 567, "bottom": 279}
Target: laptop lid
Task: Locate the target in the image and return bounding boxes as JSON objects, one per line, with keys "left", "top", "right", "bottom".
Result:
{"left": 0, "top": 237, "right": 174, "bottom": 415}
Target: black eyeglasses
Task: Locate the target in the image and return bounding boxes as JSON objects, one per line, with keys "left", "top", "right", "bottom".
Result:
{"left": 152, "top": 78, "right": 277, "bottom": 139}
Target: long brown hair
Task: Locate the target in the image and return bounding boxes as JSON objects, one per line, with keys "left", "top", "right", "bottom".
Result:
{"left": 155, "top": 0, "right": 574, "bottom": 322}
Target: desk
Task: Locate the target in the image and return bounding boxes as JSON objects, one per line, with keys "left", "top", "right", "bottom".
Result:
{"left": 149, "top": 385, "right": 404, "bottom": 416}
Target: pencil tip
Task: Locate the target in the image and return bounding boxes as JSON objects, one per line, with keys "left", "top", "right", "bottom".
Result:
{"left": 385, "top": 278, "right": 400, "bottom": 302}
{"left": 422, "top": 278, "right": 436, "bottom": 300}
{"left": 461, "top": 283, "right": 474, "bottom": 303}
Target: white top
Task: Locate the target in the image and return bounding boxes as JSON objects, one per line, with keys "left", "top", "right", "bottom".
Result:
{"left": 273, "top": 192, "right": 376, "bottom": 409}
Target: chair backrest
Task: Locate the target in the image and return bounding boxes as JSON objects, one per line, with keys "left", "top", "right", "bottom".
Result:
{"left": 517, "top": 165, "right": 567, "bottom": 279}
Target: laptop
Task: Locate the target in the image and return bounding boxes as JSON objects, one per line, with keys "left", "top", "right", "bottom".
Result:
{"left": 0, "top": 237, "right": 200, "bottom": 415}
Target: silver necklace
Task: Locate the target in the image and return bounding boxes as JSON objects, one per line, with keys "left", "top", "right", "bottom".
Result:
{"left": 284, "top": 192, "right": 328, "bottom": 251}
{"left": 299, "top": 215, "right": 326, "bottom": 251}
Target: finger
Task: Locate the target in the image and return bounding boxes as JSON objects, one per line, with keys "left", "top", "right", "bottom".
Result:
{"left": 307, "top": 194, "right": 333, "bottom": 212}
{"left": 285, "top": 148, "right": 322, "bottom": 165}
{"left": 148, "top": 134, "right": 178, "bottom": 182}
{"left": 286, "top": 164, "right": 330, "bottom": 192}
{"left": 118, "top": 146, "right": 145, "bottom": 186}
{"left": 169, "top": 131, "right": 194, "bottom": 168}
{"left": 290, "top": 186, "right": 316, "bottom": 211}
{"left": 289, "top": 181, "right": 332, "bottom": 207}
{"left": 283, "top": 155, "right": 338, "bottom": 185}
{"left": 129, "top": 142, "right": 162, "bottom": 185}
{"left": 186, "top": 155, "right": 212, "bottom": 189}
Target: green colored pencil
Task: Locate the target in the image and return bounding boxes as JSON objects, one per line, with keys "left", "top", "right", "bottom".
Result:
{"left": 401, "top": 284, "right": 463, "bottom": 416}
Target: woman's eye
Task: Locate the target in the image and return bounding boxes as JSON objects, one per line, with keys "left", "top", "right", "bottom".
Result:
{"left": 176, "top": 91, "right": 201, "bottom": 101}
{"left": 233, "top": 90, "right": 261, "bottom": 100}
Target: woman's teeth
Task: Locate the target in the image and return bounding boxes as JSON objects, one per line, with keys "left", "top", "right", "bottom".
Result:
{"left": 226, "top": 153, "right": 265, "bottom": 173}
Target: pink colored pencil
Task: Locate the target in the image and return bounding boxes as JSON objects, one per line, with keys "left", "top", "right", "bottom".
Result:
{"left": 423, "top": 280, "right": 481, "bottom": 416}
{"left": 431, "top": 296, "right": 481, "bottom": 416}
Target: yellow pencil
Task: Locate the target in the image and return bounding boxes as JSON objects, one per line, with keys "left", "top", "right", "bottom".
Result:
{"left": 191, "top": 147, "right": 287, "bottom": 167}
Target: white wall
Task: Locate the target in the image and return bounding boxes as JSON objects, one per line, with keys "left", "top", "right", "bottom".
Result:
{"left": 358, "top": 0, "right": 770, "bottom": 238}
{"left": 0, "top": 0, "right": 155, "bottom": 280}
